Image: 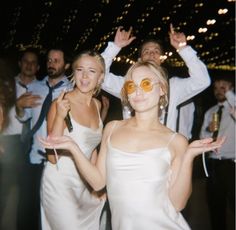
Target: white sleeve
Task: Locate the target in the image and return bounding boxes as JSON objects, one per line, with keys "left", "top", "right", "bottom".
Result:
{"left": 170, "top": 46, "right": 211, "bottom": 105}
{"left": 101, "top": 72, "right": 125, "bottom": 99}
{"left": 200, "top": 109, "right": 212, "bottom": 139}
{"left": 225, "top": 90, "right": 236, "bottom": 107}
{"left": 101, "top": 41, "right": 125, "bottom": 99}
{"left": 178, "top": 102, "right": 195, "bottom": 139}
{"left": 101, "top": 41, "right": 121, "bottom": 73}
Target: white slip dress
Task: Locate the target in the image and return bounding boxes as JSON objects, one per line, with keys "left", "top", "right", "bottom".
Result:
{"left": 41, "top": 100, "right": 105, "bottom": 230}
{"left": 106, "top": 124, "right": 191, "bottom": 230}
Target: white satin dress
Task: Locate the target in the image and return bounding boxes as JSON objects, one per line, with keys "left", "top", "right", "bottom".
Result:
{"left": 40, "top": 103, "right": 105, "bottom": 230}
{"left": 106, "top": 131, "right": 191, "bottom": 230}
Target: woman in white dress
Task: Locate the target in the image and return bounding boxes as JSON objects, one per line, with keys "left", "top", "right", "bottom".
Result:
{"left": 40, "top": 50, "right": 106, "bottom": 230}
{"left": 40, "top": 60, "right": 224, "bottom": 230}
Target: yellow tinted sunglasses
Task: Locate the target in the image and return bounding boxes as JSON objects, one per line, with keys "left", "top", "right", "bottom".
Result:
{"left": 124, "top": 78, "right": 159, "bottom": 95}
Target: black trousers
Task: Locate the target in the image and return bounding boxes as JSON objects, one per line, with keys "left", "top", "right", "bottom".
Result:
{"left": 206, "top": 158, "right": 235, "bottom": 230}
{"left": 17, "top": 160, "right": 44, "bottom": 230}
{"left": 0, "top": 134, "right": 27, "bottom": 229}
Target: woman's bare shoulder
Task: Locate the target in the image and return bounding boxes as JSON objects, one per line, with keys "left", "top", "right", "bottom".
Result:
{"left": 104, "top": 119, "right": 125, "bottom": 130}
{"left": 170, "top": 132, "right": 188, "bottom": 156}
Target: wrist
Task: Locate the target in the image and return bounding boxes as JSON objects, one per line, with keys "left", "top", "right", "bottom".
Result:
{"left": 176, "top": 42, "right": 187, "bottom": 52}
{"left": 183, "top": 149, "right": 196, "bottom": 162}
{"left": 111, "top": 41, "right": 122, "bottom": 50}
{"left": 15, "top": 104, "right": 24, "bottom": 117}
{"left": 70, "top": 142, "right": 79, "bottom": 156}
{"left": 55, "top": 113, "right": 67, "bottom": 121}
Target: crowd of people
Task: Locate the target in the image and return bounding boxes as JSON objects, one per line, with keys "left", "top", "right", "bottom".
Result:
{"left": 0, "top": 25, "right": 234, "bottom": 230}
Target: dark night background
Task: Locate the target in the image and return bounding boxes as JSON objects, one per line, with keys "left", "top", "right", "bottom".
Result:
{"left": 0, "top": 0, "right": 235, "bottom": 137}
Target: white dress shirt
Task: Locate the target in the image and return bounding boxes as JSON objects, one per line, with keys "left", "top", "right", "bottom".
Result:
{"left": 200, "top": 91, "right": 235, "bottom": 160}
{"left": 2, "top": 75, "right": 37, "bottom": 135}
{"left": 101, "top": 42, "right": 210, "bottom": 135}
{"left": 178, "top": 102, "right": 195, "bottom": 139}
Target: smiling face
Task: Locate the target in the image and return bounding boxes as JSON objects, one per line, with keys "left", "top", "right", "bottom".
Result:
{"left": 72, "top": 53, "right": 104, "bottom": 95}
{"left": 140, "top": 41, "right": 163, "bottom": 66}
{"left": 122, "top": 61, "right": 168, "bottom": 114}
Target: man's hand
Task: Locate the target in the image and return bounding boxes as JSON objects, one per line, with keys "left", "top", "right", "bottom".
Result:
{"left": 16, "top": 92, "right": 41, "bottom": 109}
{"left": 16, "top": 92, "right": 41, "bottom": 117}
{"left": 169, "top": 23, "right": 187, "bottom": 51}
{"left": 114, "top": 26, "right": 136, "bottom": 48}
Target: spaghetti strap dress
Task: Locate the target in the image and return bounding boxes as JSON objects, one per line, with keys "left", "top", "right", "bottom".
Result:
{"left": 40, "top": 99, "right": 105, "bottom": 230}
{"left": 106, "top": 123, "right": 191, "bottom": 230}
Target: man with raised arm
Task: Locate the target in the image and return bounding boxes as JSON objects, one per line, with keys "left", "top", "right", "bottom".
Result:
{"left": 101, "top": 25, "right": 211, "bottom": 137}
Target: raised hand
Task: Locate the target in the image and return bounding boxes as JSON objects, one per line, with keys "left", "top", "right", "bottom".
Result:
{"left": 114, "top": 26, "right": 136, "bottom": 48}
{"left": 169, "top": 23, "right": 187, "bottom": 50}
{"left": 56, "top": 90, "right": 70, "bottom": 119}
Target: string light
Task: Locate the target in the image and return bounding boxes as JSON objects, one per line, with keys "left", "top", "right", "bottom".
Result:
{"left": 0, "top": 0, "right": 234, "bottom": 71}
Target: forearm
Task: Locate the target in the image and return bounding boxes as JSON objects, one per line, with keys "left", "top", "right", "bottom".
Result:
{"left": 101, "top": 41, "right": 121, "bottom": 73}
{"left": 101, "top": 72, "right": 124, "bottom": 98}
{"left": 174, "top": 46, "right": 211, "bottom": 104}
{"left": 50, "top": 116, "right": 65, "bottom": 137}
{"left": 169, "top": 154, "right": 194, "bottom": 211}
{"left": 101, "top": 41, "right": 124, "bottom": 98}
{"left": 71, "top": 144, "right": 105, "bottom": 191}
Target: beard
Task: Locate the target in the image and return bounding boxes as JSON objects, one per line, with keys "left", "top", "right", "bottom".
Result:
{"left": 215, "top": 94, "right": 226, "bottom": 102}
{"left": 47, "top": 67, "right": 64, "bottom": 79}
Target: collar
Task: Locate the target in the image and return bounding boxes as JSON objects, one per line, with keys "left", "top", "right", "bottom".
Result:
{"left": 15, "top": 74, "right": 37, "bottom": 86}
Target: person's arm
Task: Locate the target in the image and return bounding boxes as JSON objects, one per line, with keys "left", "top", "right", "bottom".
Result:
{"left": 100, "top": 95, "right": 110, "bottom": 122}
{"left": 47, "top": 91, "right": 68, "bottom": 137}
{"left": 168, "top": 24, "right": 211, "bottom": 105}
{"left": 226, "top": 90, "right": 236, "bottom": 119}
{"left": 15, "top": 92, "right": 41, "bottom": 121}
{"left": 218, "top": 80, "right": 236, "bottom": 118}
{"left": 40, "top": 120, "right": 115, "bottom": 191}
{"left": 224, "top": 84, "right": 235, "bottom": 119}
{"left": 46, "top": 91, "right": 69, "bottom": 163}
{"left": 101, "top": 27, "right": 135, "bottom": 99}
{"left": 226, "top": 90, "right": 236, "bottom": 107}
{"left": 168, "top": 134, "right": 224, "bottom": 211}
